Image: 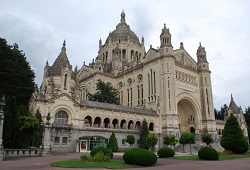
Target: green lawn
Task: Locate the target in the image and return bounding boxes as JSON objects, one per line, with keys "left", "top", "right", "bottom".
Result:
{"left": 50, "top": 159, "right": 139, "bottom": 169}
{"left": 168, "top": 152, "right": 250, "bottom": 161}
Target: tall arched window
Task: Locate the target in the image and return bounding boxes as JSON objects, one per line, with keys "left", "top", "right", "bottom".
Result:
{"left": 55, "top": 111, "right": 68, "bottom": 124}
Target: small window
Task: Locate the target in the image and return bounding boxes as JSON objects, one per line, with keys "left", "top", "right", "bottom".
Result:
{"left": 122, "top": 139, "right": 126, "bottom": 146}
{"left": 62, "top": 137, "right": 67, "bottom": 145}
{"left": 105, "top": 139, "right": 109, "bottom": 144}
{"left": 54, "top": 137, "right": 60, "bottom": 145}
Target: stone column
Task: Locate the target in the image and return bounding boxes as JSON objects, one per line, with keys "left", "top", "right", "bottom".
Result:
{"left": 0, "top": 95, "right": 5, "bottom": 161}
{"left": 40, "top": 112, "right": 51, "bottom": 156}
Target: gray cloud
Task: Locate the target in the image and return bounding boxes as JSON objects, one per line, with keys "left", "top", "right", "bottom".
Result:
{"left": 1, "top": 0, "right": 249, "bottom": 110}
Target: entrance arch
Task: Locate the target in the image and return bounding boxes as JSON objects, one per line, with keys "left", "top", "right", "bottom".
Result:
{"left": 177, "top": 98, "right": 198, "bottom": 134}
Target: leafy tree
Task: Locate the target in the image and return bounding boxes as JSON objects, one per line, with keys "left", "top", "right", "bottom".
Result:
{"left": 220, "top": 114, "right": 249, "bottom": 154}
{"left": 146, "top": 134, "right": 158, "bottom": 151}
{"left": 126, "top": 134, "right": 135, "bottom": 148}
{"left": 0, "top": 38, "right": 38, "bottom": 148}
{"left": 107, "top": 132, "right": 118, "bottom": 152}
{"left": 163, "top": 135, "right": 171, "bottom": 146}
{"left": 16, "top": 115, "right": 40, "bottom": 148}
{"left": 32, "top": 109, "right": 43, "bottom": 147}
{"left": 179, "top": 132, "right": 195, "bottom": 153}
{"left": 0, "top": 38, "right": 35, "bottom": 107}
{"left": 88, "top": 79, "right": 120, "bottom": 105}
{"left": 163, "top": 135, "right": 178, "bottom": 150}
{"left": 139, "top": 119, "right": 149, "bottom": 149}
{"left": 244, "top": 107, "right": 250, "bottom": 142}
{"left": 201, "top": 128, "right": 213, "bottom": 146}
{"left": 3, "top": 96, "right": 18, "bottom": 148}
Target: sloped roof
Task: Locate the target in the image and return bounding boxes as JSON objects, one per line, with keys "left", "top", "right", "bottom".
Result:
{"left": 229, "top": 94, "right": 240, "bottom": 114}
{"left": 49, "top": 40, "right": 71, "bottom": 76}
{"left": 80, "top": 99, "right": 157, "bottom": 116}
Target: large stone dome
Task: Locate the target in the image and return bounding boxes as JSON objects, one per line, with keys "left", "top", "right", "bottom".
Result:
{"left": 105, "top": 10, "right": 140, "bottom": 45}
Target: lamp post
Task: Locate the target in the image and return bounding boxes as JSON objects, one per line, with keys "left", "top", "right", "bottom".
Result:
{"left": 40, "top": 111, "right": 51, "bottom": 156}
{"left": 0, "top": 95, "right": 5, "bottom": 161}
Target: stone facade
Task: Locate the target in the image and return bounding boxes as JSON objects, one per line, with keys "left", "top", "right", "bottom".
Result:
{"left": 29, "top": 11, "right": 224, "bottom": 152}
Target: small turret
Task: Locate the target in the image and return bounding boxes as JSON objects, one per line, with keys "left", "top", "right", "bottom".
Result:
{"left": 196, "top": 42, "right": 207, "bottom": 63}
{"left": 160, "top": 23, "right": 172, "bottom": 48}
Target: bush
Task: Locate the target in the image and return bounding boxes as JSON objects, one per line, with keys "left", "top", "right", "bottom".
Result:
{"left": 107, "top": 133, "right": 119, "bottom": 152}
{"left": 198, "top": 146, "right": 219, "bottom": 160}
{"left": 123, "top": 148, "right": 157, "bottom": 166}
{"left": 80, "top": 154, "right": 88, "bottom": 161}
{"left": 157, "top": 147, "right": 175, "bottom": 158}
{"left": 90, "top": 146, "right": 113, "bottom": 159}
{"left": 87, "top": 152, "right": 111, "bottom": 162}
{"left": 221, "top": 114, "right": 249, "bottom": 154}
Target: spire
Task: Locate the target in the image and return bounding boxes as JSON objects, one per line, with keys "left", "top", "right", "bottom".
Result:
{"left": 50, "top": 40, "right": 71, "bottom": 75}
{"left": 61, "top": 40, "right": 66, "bottom": 51}
{"left": 231, "top": 93, "right": 233, "bottom": 100}
{"left": 120, "top": 9, "right": 126, "bottom": 23}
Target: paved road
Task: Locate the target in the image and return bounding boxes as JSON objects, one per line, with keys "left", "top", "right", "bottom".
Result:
{"left": 1, "top": 152, "right": 250, "bottom": 170}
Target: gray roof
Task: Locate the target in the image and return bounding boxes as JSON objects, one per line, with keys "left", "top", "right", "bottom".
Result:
{"left": 229, "top": 94, "right": 240, "bottom": 114}
{"left": 80, "top": 100, "right": 157, "bottom": 116}
{"left": 48, "top": 41, "right": 71, "bottom": 76}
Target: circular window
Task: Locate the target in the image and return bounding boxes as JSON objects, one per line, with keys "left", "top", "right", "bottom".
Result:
{"left": 137, "top": 74, "right": 143, "bottom": 83}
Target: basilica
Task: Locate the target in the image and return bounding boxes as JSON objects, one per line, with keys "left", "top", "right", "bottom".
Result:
{"left": 29, "top": 11, "right": 247, "bottom": 152}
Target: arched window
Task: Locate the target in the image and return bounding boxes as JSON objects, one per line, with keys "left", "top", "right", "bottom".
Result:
{"left": 149, "top": 122, "right": 154, "bottom": 131}
{"left": 55, "top": 111, "right": 68, "bottom": 124}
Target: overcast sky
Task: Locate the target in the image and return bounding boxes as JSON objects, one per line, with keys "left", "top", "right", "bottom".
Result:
{"left": 1, "top": 0, "right": 250, "bottom": 110}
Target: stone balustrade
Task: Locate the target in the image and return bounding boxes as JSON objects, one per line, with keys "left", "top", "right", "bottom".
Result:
{"left": 4, "top": 149, "right": 40, "bottom": 158}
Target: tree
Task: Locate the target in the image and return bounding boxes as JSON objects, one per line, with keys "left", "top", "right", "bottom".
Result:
{"left": 146, "top": 134, "right": 158, "bottom": 151}
{"left": 88, "top": 79, "right": 120, "bottom": 105}
{"left": 163, "top": 135, "right": 171, "bottom": 146}
{"left": 3, "top": 96, "right": 18, "bottom": 148}
{"left": 139, "top": 119, "right": 149, "bottom": 149}
{"left": 163, "top": 135, "right": 178, "bottom": 150}
{"left": 32, "top": 109, "right": 43, "bottom": 147}
{"left": 244, "top": 107, "right": 250, "bottom": 142}
{"left": 0, "top": 38, "right": 39, "bottom": 148}
{"left": 179, "top": 132, "right": 195, "bottom": 153}
{"left": 220, "top": 114, "right": 249, "bottom": 154}
{"left": 201, "top": 128, "right": 213, "bottom": 146}
{"left": 16, "top": 115, "right": 40, "bottom": 148}
{"left": 107, "top": 132, "right": 118, "bottom": 152}
{"left": 0, "top": 38, "right": 35, "bottom": 107}
{"left": 126, "top": 134, "right": 135, "bottom": 148}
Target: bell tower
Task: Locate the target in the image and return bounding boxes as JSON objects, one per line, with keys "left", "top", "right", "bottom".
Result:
{"left": 197, "top": 42, "right": 217, "bottom": 137}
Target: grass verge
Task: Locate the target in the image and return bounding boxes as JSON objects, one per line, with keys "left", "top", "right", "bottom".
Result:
{"left": 50, "top": 159, "right": 139, "bottom": 169}
{"left": 168, "top": 152, "right": 250, "bottom": 161}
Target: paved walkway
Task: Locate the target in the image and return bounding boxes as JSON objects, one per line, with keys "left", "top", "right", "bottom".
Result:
{"left": 1, "top": 152, "right": 250, "bottom": 170}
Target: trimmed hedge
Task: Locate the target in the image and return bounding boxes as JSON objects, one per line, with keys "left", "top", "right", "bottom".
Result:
{"left": 90, "top": 146, "right": 113, "bottom": 159}
{"left": 157, "top": 147, "right": 175, "bottom": 158}
{"left": 198, "top": 146, "right": 219, "bottom": 160}
{"left": 123, "top": 148, "right": 157, "bottom": 166}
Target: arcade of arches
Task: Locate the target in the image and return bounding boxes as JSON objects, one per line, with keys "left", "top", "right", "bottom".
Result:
{"left": 84, "top": 115, "right": 154, "bottom": 131}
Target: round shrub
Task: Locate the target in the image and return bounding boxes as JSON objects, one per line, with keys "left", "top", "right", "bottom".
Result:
{"left": 157, "top": 147, "right": 175, "bottom": 158}
{"left": 123, "top": 148, "right": 157, "bottom": 166}
{"left": 90, "top": 146, "right": 113, "bottom": 159}
{"left": 198, "top": 146, "right": 219, "bottom": 160}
